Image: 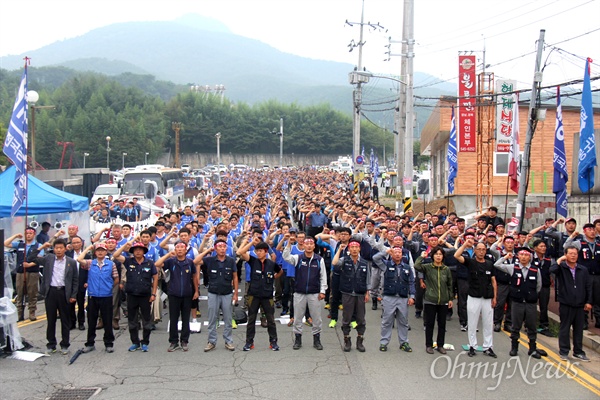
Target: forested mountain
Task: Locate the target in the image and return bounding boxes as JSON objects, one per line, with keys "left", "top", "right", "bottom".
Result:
{"left": 0, "top": 14, "right": 455, "bottom": 129}
{"left": 0, "top": 70, "right": 392, "bottom": 170}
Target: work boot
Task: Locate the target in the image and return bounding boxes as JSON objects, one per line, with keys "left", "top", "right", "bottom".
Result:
{"left": 343, "top": 336, "right": 352, "bottom": 352}
{"left": 509, "top": 340, "right": 519, "bottom": 357}
{"left": 29, "top": 311, "right": 37, "bottom": 321}
{"left": 372, "top": 298, "right": 378, "bottom": 310}
{"left": 356, "top": 335, "right": 365, "bottom": 352}
{"left": 528, "top": 341, "right": 547, "bottom": 358}
{"left": 293, "top": 334, "right": 302, "bottom": 350}
{"left": 313, "top": 334, "right": 323, "bottom": 350}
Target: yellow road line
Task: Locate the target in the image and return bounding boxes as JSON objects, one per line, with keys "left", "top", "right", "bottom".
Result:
{"left": 505, "top": 330, "right": 600, "bottom": 396}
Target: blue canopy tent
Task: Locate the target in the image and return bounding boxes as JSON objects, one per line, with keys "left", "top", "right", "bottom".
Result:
{"left": 0, "top": 166, "right": 89, "bottom": 217}
{"left": 0, "top": 166, "right": 90, "bottom": 247}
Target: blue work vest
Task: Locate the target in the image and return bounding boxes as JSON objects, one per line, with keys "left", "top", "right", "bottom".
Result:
{"left": 88, "top": 258, "right": 114, "bottom": 297}
{"left": 294, "top": 253, "right": 322, "bottom": 294}
{"left": 339, "top": 257, "right": 368, "bottom": 295}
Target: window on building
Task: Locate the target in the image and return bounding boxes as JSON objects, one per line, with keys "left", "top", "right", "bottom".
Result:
{"left": 494, "top": 152, "right": 522, "bottom": 176}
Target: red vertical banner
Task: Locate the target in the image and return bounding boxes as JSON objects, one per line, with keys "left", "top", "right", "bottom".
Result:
{"left": 458, "top": 55, "right": 477, "bottom": 152}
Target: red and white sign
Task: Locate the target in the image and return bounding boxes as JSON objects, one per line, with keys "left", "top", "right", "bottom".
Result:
{"left": 457, "top": 55, "right": 476, "bottom": 152}
{"left": 496, "top": 80, "right": 517, "bottom": 152}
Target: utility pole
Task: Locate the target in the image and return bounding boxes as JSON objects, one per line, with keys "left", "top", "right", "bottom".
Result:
{"left": 172, "top": 122, "right": 182, "bottom": 168}
{"left": 403, "top": 0, "right": 415, "bottom": 207}
{"left": 346, "top": 1, "right": 385, "bottom": 194}
{"left": 349, "top": 0, "right": 366, "bottom": 189}
{"left": 515, "top": 29, "right": 545, "bottom": 231}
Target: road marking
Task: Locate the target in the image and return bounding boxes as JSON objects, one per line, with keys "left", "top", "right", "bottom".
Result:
{"left": 507, "top": 330, "right": 600, "bottom": 395}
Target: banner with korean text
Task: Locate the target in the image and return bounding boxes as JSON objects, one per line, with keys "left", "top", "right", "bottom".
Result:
{"left": 495, "top": 80, "right": 516, "bottom": 152}
{"left": 458, "top": 55, "right": 476, "bottom": 152}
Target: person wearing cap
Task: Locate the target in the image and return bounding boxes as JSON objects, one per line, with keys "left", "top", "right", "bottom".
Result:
{"left": 494, "top": 247, "right": 546, "bottom": 359}
{"left": 563, "top": 222, "right": 600, "bottom": 329}
{"left": 113, "top": 241, "right": 158, "bottom": 352}
{"left": 282, "top": 234, "right": 328, "bottom": 351}
{"left": 77, "top": 242, "right": 119, "bottom": 353}
{"left": 531, "top": 239, "right": 552, "bottom": 333}
{"left": 454, "top": 237, "right": 497, "bottom": 358}
{"left": 545, "top": 217, "right": 581, "bottom": 257}
{"left": 4, "top": 227, "right": 44, "bottom": 321}
{"left": 155, "top": 241, "right": 200, "bottom": 352}
{"left": 195, "top": 239, "right": 238, "bottom": 352}
{"left": 489, "top": 235, "right": 515, "bottom": 333}
{"left": 333, "top": 238, "right": 371, "bottom": 352}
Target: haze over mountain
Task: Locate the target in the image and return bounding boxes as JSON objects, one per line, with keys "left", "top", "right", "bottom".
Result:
{"left": 0, "top": 14, "right": 456, "bottom": 129}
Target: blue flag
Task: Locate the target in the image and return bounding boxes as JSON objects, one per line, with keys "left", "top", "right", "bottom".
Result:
{"left": 369, "top": 148, "right": 375, "bottom": 173}
{"left": 553, "top": 87, "right": 568, "bottom": 217}
{"left": 2, "top": 63, "right": 29, "bottom": 216}
{"left": 374, "top": 156, "right": 380, "bottom": 180}
{"left": 446, "top": 106, "right": 458, "bottom": 194}
{"left": 577, "top": 58, "right": 596, "bottom": 193}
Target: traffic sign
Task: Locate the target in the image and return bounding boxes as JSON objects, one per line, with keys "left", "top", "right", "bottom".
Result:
{"left": 356, "top": 156, "right": 364, "bottom": 165}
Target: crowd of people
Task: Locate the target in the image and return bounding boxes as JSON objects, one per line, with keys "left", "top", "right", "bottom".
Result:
{"left": 4, "top": 167, "right": 598, "bottom": 363}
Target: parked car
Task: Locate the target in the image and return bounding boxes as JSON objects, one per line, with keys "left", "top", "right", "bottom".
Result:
{"left": 91, "top": 183, "right": 120, "bottom": 203}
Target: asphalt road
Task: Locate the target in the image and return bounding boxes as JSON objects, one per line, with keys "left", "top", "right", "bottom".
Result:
{"left": 2, "top": 290, "right": 600, "bottom": 400}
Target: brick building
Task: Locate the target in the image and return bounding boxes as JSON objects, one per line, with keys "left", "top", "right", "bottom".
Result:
{"left": 420, "top": 96, "right": 600, "bottom": 221}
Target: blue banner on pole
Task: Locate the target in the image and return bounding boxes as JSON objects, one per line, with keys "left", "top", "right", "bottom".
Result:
{"left": 553, "top": 87, "right": 568, "bottom": 217}
{"left": 577, "top": 58, "right": 596, "bottom": 193}
{"left": 2, "top": 63, "right": 29, "bottom": 217}
{"left": 446, "top": 106, "right": 458, "bottom": 194}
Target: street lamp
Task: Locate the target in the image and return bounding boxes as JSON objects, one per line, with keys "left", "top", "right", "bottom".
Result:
{"left": 26, "top": 90, "right": 54, "bottom": 176}
{"left": 145, "top": 152, "right": 149, "bottom": 165}
{"left": 215, "top": 132, "right": 221, "bottom": 183}
{"left": 106, "top": 136, "right": 111, "bottom": 169}
{"left": 83, "top": 152, "right": 89, "bottom": 169}
{"left": 270, "top": 118, "right": 284, "bottom": 168}
{"left": 122, "top": 152, "right": 127, "bottom": 170}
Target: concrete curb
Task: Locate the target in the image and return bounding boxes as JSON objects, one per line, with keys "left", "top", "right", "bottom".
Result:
{"left": 547, "top": 308, "right": 600, "bottom": 354}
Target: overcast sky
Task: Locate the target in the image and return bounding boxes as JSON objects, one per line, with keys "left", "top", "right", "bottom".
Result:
{"left": 0, "top": 0, "right": 598, "bottom": 95}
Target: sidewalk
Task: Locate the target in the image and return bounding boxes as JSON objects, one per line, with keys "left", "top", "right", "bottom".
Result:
{"left": 547, "top": 287, "right": 600, "bottom": 354}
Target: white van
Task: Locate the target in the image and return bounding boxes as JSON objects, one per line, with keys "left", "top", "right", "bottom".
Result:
{"left": 91, "top": 183, "right": 120, "bottom": 203}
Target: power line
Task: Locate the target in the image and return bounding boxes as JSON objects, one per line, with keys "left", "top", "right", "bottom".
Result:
{"left": 417, "top": 0, "right": 596, "bottom": 56}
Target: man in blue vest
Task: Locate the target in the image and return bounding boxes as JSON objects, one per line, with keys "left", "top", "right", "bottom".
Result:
{"left": 373, "top": 244, "right": 416, "bottom": 353}
{"left": 494, "top": 247, "right": 547, "bottom": 359}
{"left": 77, "top": 242, "right": 119, "bottom": 353}
{"left": 237, "top": 236, "right": 283, "bottom": 351}
{"left": 283, "top": 234, "right": 328, "bottom": 350}
{"left": 113, "top": 242, "right": 158, "bottom": 352}
{"left": 197, "top": 239, "right": 238, "bottom": 352}
{"left": 332, "top": 239, "right": 370, "bottom": 352}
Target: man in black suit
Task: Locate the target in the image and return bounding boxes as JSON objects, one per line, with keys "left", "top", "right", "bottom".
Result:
{"left": 29, "top": 239, "right": 78, "bottom": 355}
{"left": 66, "top": 236, "right": 90, "bottom": 330}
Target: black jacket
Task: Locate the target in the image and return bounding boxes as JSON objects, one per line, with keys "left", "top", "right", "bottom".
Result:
{"left": 550, "top": 262, "right": 592, "bottom": 307}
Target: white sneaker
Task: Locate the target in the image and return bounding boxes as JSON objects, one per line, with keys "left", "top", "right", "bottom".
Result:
{"left": 192, "top": 318, "right": 198, "bottom": 323}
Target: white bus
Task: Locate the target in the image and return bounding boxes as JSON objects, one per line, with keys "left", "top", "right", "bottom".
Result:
{"left": 121, "top": 165, "right": 185, "bottom": 206}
